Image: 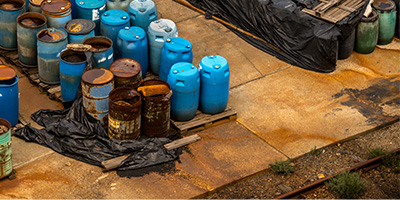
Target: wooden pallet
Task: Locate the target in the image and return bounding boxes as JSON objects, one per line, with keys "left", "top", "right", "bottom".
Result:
{"left": 302, "top": 0, "right": 365, "bottom": 23}
{"left": 171, "top": 106, "right": 237, "bottom": 135}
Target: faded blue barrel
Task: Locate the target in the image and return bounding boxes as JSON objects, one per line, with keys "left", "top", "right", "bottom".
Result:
{"left": 17, "top": 12, "right": 47, "bottom": 67}
{"left": 116, "top": 26, "right": 148, "bottom": 76}
{"left": 108, "top": 87, "right": 141, "bottom": 140}
{"left": 75, "top": 0, "right": 106, "bottom": 35}
{"left": 81, "top": 68, "right": 114, "bottom": 125}
{"left": 106, "top": 0, "right": 130, "bottom": 11}
{"left": 100, "top": 9, "right": 129, "bottom": 52}
{"left": 60, "top": 49, "right": 86, "bottom": 102}
{"left": 41, "top": 0, "right": 72, "bottom": 28}
{"left": 0, "top": 65, "right": 19, "bottom": 127}
{"left": 139, "top": 79, "right": 172, "bottom": 138}
{"left": 128, "top": 0, "right": 157, "bottom": 32}
{"left": 0, "top": 118, "right": 12, "bottom": 179}
{"left": 28, "top": 0, "right": 41, "bottom": 12}
{"left": 167, "top": 62, "right": 199, "bottom": 121}
{"left": 83, "top": 36, "right": 113, "bottom": 69}
{"left": 64, "top": 19, "right": 95, "bottom": 44}
{"left": 0, "top": 0, "right": 26, "bottom": 50}
{"left": 373, "top": 0, "right": 397, "bottom": 45}
{"left": 37, "top": 28, "right": 68, "bottom": 84}
{"left": 147, "top": 19, "right": 178, "bottom": 75}
{"left": 109, "top": 58, "right": 142, "bottom": 89}
{"left": 199, "top": 55, "right": 230, "bottom": 114}
{"left": 159, "top": 37, "right": 193, "bottom": 81}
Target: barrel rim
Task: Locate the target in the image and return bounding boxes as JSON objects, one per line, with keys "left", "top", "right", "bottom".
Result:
{"left": 29, "top": 0, "right": 43, "bottom": 6}
{"left": 100, "top": 9, "right": 130, "bottom": 26}
{"left": 37, "top": 28, "right": 68, "bottom": 43}
{"left": 40, "top": 0, "right": 71, "bottom": 14}
{"left": 372, "top": 0, "right": 395, "bottom": 11}
{"left": 63, "top": 19, "right": 95, "bottom": 35}
{"left": 60, "top": 49, "right": 87, "bottom": 65}
{"left": 109, "top": 58, "right": 141, "bottom": 78}
{"left": 118, "top": 26, "right": 146, "bottom": 42}
{"left": 0, "top": 118, "right": 11, "bottom": 136}
{"left": 109, "top": 87, "right": 142, "bottom": 108}
{"left": 83, "top": 36, "right": 113, "bottom": 53}
{"left": 361, "top": 9, "right": 378, "bottom": 23}
{"left": 0, "top": 0, "right": 26, "bottom": 11}
{"left": 75, "top": 0, "right": 106, "bottom": 9}
{"left": 164, "top": 37, "right": 192, "bottom": 53}
{"left": 17, "top": 12, "right": 47, "bottom": 29}
{"left": 0, "top": 74, "right": 19, "bottom": 88}
{"left": 0, "top": 64, "right": 16, "bottom": 81}
{"left": 81, "top": 68, "right": 114, "bottom": 85}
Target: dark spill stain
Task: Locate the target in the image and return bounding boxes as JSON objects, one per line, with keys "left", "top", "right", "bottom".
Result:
{"left": 332, "top": 78, "right": 400, "bottom": 124}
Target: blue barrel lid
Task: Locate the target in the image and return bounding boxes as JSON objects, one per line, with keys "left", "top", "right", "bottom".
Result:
{"left": 200, "top": 55, "right": 228, "bottom": 70}
{"left": 118, "top": 26, "right": 146, "bottom": 41}
{"left": 170, "top": 62, "right": 198, "bottom": 79}
{"left": 128, "top": 0, "right": 155, "bottom": 12}
{"left": 148, "top": 19, "right": 177, "bottom": 35}
{"left": 101, "top": 9, "right": 129, "bottom": 26}
{"left": 75, "top": 0, "right": 106, "bottom": 9}
{"left": 164, "top": 37, "right": 192, "bottom": 53}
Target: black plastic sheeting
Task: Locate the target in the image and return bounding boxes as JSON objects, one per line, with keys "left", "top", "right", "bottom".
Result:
{"left": 187, "top": 0, "right": 369, "bottom": 73}
{"left": 15, "top": 93, "right": 178, "bottom": 171}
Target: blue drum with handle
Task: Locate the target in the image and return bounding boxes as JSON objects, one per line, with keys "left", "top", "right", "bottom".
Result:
{"left": 75, "top": 0, "right": 106, "bottom": 35}
{"left": 128, "top": 0, "right": 157, "bottom": 32}
{"left": 100, "top": 9, "right": 130, "bottom": 52}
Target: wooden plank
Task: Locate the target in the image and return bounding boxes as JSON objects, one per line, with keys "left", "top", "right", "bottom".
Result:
{"left": 302, "top": 0, "right": 365, "bottom": 23}
{"left": 47, "top": 86, "right": 61, "bottom": 94}
{"left": 101, "top": 134, "right": 201, "bottom": 171}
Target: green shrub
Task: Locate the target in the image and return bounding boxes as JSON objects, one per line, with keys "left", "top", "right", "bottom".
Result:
{"left": 326, "top": 171, "right": 366, "bottom": 199}
{"left": 368, "top": 148, "right": 385, "bottom": 159}
{"left": 382, "top": 152, "right": 400, "bottom": 173}
{"left": 269, "top": 160, "right": 294, "bottom": 176}
{"left": 310, "top": 146, "right": 322, "bottom": 156}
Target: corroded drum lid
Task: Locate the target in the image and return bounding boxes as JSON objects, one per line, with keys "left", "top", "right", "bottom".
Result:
{"left": 37, "top": 28, "right": 67, "bottom": 43}
{"left": 64, "top": 19, "right": 95, "bottom": 35}
{"left": 109, "top": 58, "right": 141, "bottom": 78}
{"left": 0, "top": 65, "right": 16, "bottom": 81}
{"left": 372, "top": 0, "right": 395, "bottom": 11}
{"left": 82, "top": 68, "right": 114, "bottom": 85}
{"left": 0, "top": 0, "right": 25, "bottom": 11}
{"left": 41, "top": 0, "right": 71, "bottom": 14}
{"left": 30, "top": 0, "right": 43, "bottom": 6}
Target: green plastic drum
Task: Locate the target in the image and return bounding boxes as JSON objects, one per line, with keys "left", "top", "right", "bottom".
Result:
{"left": 355, "top": 10, "right": 379, "bottom": 54}
{"left": 373, "top": 0, "right": 397, "bottom": 45}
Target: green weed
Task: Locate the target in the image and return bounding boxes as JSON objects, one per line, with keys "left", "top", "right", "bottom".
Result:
{"left": 310, "top": 146, "right": 322, "bottom": 156}
{"left": 368, "top": 148, "right": 386, "bottom": 159}
{"left": 326, "top": 171, "right": 366, "bottom": 199}
{"left": 269, "top": 160, "right": 294, "bottom": 176}
{"left": 382, "top": 152, "right": 400, "bottom": 173}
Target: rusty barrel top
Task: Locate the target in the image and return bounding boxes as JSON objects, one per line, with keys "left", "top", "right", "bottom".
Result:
{"left": 41, "top": 0, "right": 70, "bottom": 14}
{"left": 17, "top": 12, "right": 47, "bottom": 29}
{"left": 110, "top": 58, "right": 141, "bottom": 78}
{"left": 83, "top": 36, "right": 113, "bottom": 53}
{"left": 0, "top": 0, "right": 25, "bottom": 11}
{"left": 0, "top": 65, "right": 16, "bottom": 81}
{"left": 82, "top": 68, "right": 114, "bottom": 86}
{"left": 30, "top": 0, "right": 43, "bottom": 6}
{"left": 37, "top": 28, "right": 67, "bottom": 42}
{"left": 373, "top": 0, "right": 395, "bottom": 11}
{"left": 64, "top": 19, "right": 95, "bottom": 35}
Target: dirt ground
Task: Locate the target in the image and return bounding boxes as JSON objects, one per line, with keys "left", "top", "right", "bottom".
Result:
{"left": 205, "top": 120, "right": 400, "bottom": 199}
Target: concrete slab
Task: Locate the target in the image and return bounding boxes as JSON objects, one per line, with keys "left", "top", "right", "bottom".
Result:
{"left": 156, "top": 0, "right": 201, "bottom": 23}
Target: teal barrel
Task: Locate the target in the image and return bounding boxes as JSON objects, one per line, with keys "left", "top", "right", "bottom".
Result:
{"left": 81, "top": 68, "right": 114, "bottom": 125}
{"left": 0, "top": 65, "right": 19, "bottom": 126}
{"left": 159, "top": 37, "right": 193, "bottom": 81}
{"left": 40, "top": 0, "right": 72, "bottom": 28}
{"left": 83, "top": 36, "right": 114, "bottom": 69}
{"left": 109, "top": 58, "right": 142, "bottom": 89}
{"left": 116, "top": 26, "right": 148, "bottom": 76}
{"left": 17, "top": 12, "right": 47, "bottom": 67}
{"left": 106, "top": 0, "right": 130, "bottom": 11}
{"left": 355, "top": 10, "right": 379, "bottom": 54}
{"left": 75, "top": 0, "right": 106, "bottom": 35}
{"left": 0, "top": 118, "right": 12, "bottom": 179}
{"left": 167, "top": 62, "right": 200, "bottom": 121}
{"left": 147, "top": 19, "right": 178, "bottom": 75}
{"left": 108, "top": 87, "right": 141, "bottom": 140}
{"left": 128, "top": 0, "right": 157, "bottom": 32}
{"left": 37, "top": 28, "right": 68, "bottom": 84}
{"left": 0, "top": 0, "right": 26, "bottom": 50}
{"left": 100, "top": 9, "right": 129, "bottom": 52}
{"left": 373, "top": 0, "right": 397, "bottom": 45}
{"left": 28, "top": 0, "right": 42, "bottom": 13}
{"left": 60, "top": 49, "right": 87, "bottom": 102}
{"left": 199, "top": 55, "right": 230, "bottom": 114}
{"left": 64, "top": 19, "right": 95, "bottom": 44}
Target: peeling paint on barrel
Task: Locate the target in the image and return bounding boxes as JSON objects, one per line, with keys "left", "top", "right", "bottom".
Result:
{"left": 0, "top": 0, "right": 26, "bottom": 50}
{"left": 139, "top": 80, "right": 171, "bottom": 138}
{"left": 109, "top": 58, "right": 142, "bottom": 89}
{"left": 0, "top": 118, "right": 12, "bottom": 179}
{"left": 108, "top": 87, "right": 141, "bottom": 140}
{"left": 81, "top": 68, "right": 114, "bottom": 125}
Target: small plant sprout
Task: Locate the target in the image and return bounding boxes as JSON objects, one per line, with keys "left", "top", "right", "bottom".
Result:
{"left": 326, "top": 171, "right": 366, "bottom": 199}
{"left": 368, "top": 148, "right": 386, "bottom": 159}
{"left": 310, "top": 146, "right": 322, "bottom": 156}
{"left": 269, "top": 160, "right": 294, "bottom": 176}
{"left": 382, "top": 152, "right": 400, "bottom": 173}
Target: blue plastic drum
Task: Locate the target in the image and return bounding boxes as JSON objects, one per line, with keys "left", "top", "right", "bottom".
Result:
{"left": 0, "top": 65, "right": 19, "bottom": 126}
{"left": 100, "top": 9, "right": 130, "bottom": 52}
{"left": 116, "top": 26, "right": 148, "bottom": 76}
{"left": 41, "top": 0, "right": 72, "bottom": 28}
{"left": 199, "top": 55, "right": 230, "bottom": 114}
{"left": 128, "top": 0, "right": 157, "bottom": 32}
{"left": 167, "top": 62, "right": 199, "bottom": 121}
{"left": 64, "top": 19, "right": 95, "bottom": 44}
{"left": 83, "top": 36, "right": 114, "bottom": 69}
{"left": 0, "top": 0, "right": 26, "bottom": 50}
{"left": 60, "top": 49, "right": 87, "bottom": 102}
{"left": 147, "top": 19, "right": 178, "bottom": 75}
{"left": 159, "top": 37, "right": 193, "bottom": 81}
{"left": 75, "top": 0, "right": 106, "bottom": 35}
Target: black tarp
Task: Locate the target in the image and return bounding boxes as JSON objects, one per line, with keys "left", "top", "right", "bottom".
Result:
{"left": 187, "top": 0, "right": 368, "bottom": 73}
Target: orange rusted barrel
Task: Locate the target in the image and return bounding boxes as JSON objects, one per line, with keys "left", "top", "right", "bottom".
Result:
{"left": 109, "top": 58, "right": 142, "bottom": 90}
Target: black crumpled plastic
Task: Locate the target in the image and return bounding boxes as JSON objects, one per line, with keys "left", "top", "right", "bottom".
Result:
{"left": 15, "top": 96, "right": 178, "bottom": 171}
{"left": 187, "top": 0, "right": 368, "bottom": 73}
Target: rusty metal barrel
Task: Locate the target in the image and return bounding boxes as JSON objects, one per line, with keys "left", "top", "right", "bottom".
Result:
{"left": 81, "top": 68, "right": 114, "bottom": 125}
{"left": 138, "top": 80, "right": 172, "bottom": 138}
{"left": 0, "top": 118, "right": 12, "bottom": 179}
{"left": 40, "top": 0, "right": 72, "bottom": 28}
{"left": 109, "top": 58, "right": 142, "bottom": 89}
{"left": 108, "top": 87, "right": 141, "bottom": 140}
